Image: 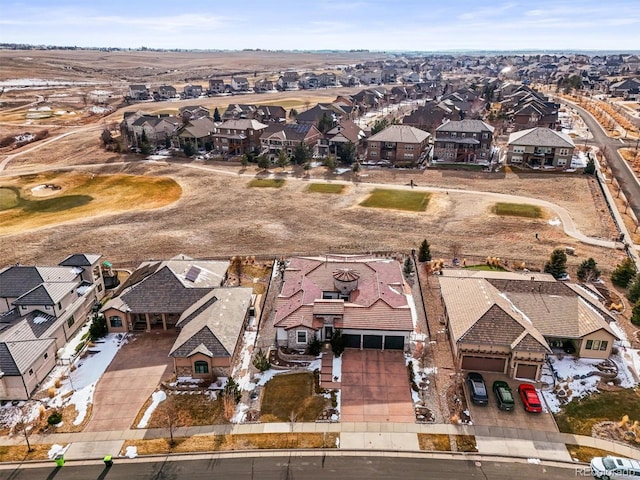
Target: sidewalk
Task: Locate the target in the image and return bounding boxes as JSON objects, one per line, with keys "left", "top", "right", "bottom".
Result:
{"left": 5, "top": 421, "right": 639, "bottom": 463}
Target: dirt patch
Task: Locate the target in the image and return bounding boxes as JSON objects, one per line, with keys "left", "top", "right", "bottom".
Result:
{"left": 418, "top": 433, "right": 451, "bottom": 451}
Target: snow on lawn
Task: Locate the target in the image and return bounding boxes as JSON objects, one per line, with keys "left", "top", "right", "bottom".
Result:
{"left": 405, "top": 353, "right": 436, "bottom": 404}
{"left": 137, "top": 390, "right": 167, "bottom": 428}
{"left": 47, "top": 444, "right": 68, "bottom": 459}
{"left": 608, "top": 321, "right": 640, "bottom": 385}
{"left": 124, "top": 446, "right": 138, "bottom": 458}
{"left": 332, "top": 355, "right": 342, "bottom": 382}
{"left": 548, "top": 218, "right": 561, "bottom": 226}
{"left": 231, "top": 403, "right": 249, "bottom": 423}
{"left": 255, "top": 368, "right": 287, "bottom": 387}
{"left": 233, "top": 330, "right": 257, "bottom": 392}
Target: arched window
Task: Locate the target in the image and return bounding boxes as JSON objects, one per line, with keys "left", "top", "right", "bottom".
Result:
{"left": 194, "top": 361, "right": 209, "bottom": 374}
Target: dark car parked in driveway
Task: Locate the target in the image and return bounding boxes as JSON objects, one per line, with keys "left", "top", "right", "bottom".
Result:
{"left": 466, "top": 372, "right": 489, "bottom": 406}
{"left": 492, "top": 380, "right": 515, "bottom": 411}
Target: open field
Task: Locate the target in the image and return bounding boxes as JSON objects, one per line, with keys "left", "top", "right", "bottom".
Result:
{"left": 0, "top": 171, "right": 181, "bottom": 235}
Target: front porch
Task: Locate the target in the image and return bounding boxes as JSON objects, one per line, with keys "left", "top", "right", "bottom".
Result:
{"left": 131, "top": 312, "right": 181, "bottom": 331}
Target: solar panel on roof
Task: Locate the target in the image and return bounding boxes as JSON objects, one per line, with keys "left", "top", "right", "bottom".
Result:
{"left": 185, "top": 266, "right": 201, "bottom": 282}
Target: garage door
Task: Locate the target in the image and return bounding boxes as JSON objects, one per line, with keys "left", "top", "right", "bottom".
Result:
{"left": 461, "top": 355, "right": 506, "bottom": 373}
{"left": 343, "top": 334, "right": 361, "bottom": 349}
{"left": 515, "top": 363, "right": 538, "bottom": 380}
{"left": 384, "top": 336, "right": 404, "bottom": 350}
{"left": 363, "top": 335, "right": 383, "bottom": 349}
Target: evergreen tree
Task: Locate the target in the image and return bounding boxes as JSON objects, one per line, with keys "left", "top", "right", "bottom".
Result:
{"left": 330, "top": 329, "right": 345, "bottom": 357}
{"left": 632, "top": 301, "right": 640, "bottom": 326}
{"left": 577, "top": 257, "right": 601, "bottom": 282}
{"left": 611, "top": 258, "right": 636, "bottom": 288}
{"left": 182, "top": 141, "right": 195, "bottom": 157}
{"left": 338, "top": 141, "right": 357, "bottom": 165}
{"left": 289, "top": 108, "right": 298, "bottom": 119}
{"left": 317, "top": 112, "right": 333, "bottom": 133}
{"left": 324, "top": 155, "right": 336, "bottom": 171}
{"left": 252, "top": 349, "right": 271, "bottom": 372}
{"left": 418, "top": 239, "right": 432, "bottom": 262}
{"left": 403, "top": 256, "right": 414, "bottom": 276}
{"left": 626, "top": 274, "right": 640, "bottom": 303}
{"left": 222, "top": 377, "right": 241, "bottom": 403}
{"left": 277, "top": 149, "right": 290, "bottom": 169}
{"left": 371, "top": 118, "right": 388, "bottom": 135}
{"left": 257, "top": 154, "right": 270, "bottom": 170}
{"left": 584, "top": 157, "right": 596, "bottom": 175}
{"left": 292, "top": 143, "right": 311, "bottom": 165}
{"left": 213, "top": 107, "right": 221, "bottom": 122}
{"left": 88, "top": 312, "right": 108, "bottom": 341}
{"left": 543, "top": 248, "right": 567, "bottom": 279}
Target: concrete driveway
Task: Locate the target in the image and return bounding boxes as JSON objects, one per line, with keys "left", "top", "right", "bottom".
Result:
{"left": 464, "top": 372, "right": 559, "bottom": 432}
{"left": 341, "top": 349, "right": 414, "bottom": 423}
{"left": 84, "top": 331, "right": 177, "bottom": 432}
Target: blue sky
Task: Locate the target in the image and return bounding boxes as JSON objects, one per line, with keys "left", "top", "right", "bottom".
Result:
{"left": 1, "top": 0, "right": 638, "bottom": 51}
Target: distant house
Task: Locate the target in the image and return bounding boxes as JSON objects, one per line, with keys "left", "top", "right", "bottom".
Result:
{"left": 254, "top": 79, "right": 275, "bottom": 93}
{"left": 260, "top": 123, "right": 323, "bottom": 156}
{"left": 156, "top": 85, "right": 177, "bottom": 100}
{"left": 179, "top": 105, "right": 210, "bottom": 122}
{"left": 507, "top": 127, "right": 575, "bottom": 169}
{"left": 403, "top": 101, "right": 462, "bottom": 134}
{"left": 319, "top": 72, "right": 337, "bottom": 87}
{"left": 213, "top": 119, "right": 268, "bottom": 155}
{"left": 0, "top": 254, "right": 105, "bottom": 400}
{"left": 129, "top": 84, "right": 149, "bottom": 101}
{"left": 439, "top": 270, "right": 619, "bottom": 380}
{"left": 434, "top": 119, "right": 494, "bottom": 163}
{"left": 208, "top": 79, "right": 225, "bottom": 95}
{"left": 255, "top": 105, "right": 287, "bottom": 123}
{"left": 366, "top": 124, "right": 431, "bottom": 165}
{"left": 299, "top": 73, "right": 319, "bottom": 89}
{"left": 183, "top": 85, "right": 203, "bottom": 99}
{"left": 222, "top": 104, "right": 257, "bottom": 121}
{"left": 124, "top": 113, "right": 182, "bottom": 146}
{"left": 273, "top": 256, "right": 414, "bottom": 351}
{"left": 231, "top": 77, "right": 250, "bottom": 92}
{"left": 178, "top": 117, "right": 217, "bottom": 151}
{"left": 277, "top": 72, "right": 299, "bottom": 91}
{"left": 609, "top": 77, "right": 640, "bottom": 97}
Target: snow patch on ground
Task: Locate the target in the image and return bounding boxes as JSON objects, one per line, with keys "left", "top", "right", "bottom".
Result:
{"left": 47, "top": 444, "right": 68, "bottom": 459}
{"left": 255, "top": 368, "right": 287, "bottom": 387}
{"left": 15, "top": 133, "right": 35, "bottom": 143}
{"left": 137, "top": 390, "right": 167, "bottom": 428}
{"left": 527, "top": 458, "right": 541, "bottom": 464}
{"left": 124, "top": 446, "right": 138, "bottom": 458}
{"left": 231, "top": 402, "right": 249, "bottom": 423}
{"left": 332, "top": 355, "right": 342, "bottom": 382}
{"left": 548, "top": 218, "right": 561, "bottom": 226}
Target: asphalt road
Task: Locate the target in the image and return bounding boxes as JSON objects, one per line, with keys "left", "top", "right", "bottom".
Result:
{"left": 0, "top": 455, "right": 580, "bottom": 480}
{"left": 558, "top": 98, "right": 640, "bottom": 221}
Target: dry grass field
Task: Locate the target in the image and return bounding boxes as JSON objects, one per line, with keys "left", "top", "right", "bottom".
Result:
{"left": 0, "top": 50, "right": 625, "bottom": 275}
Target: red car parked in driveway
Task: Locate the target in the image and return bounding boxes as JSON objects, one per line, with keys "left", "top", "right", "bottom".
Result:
{"left": 518, "top": 383, "right": 543, "bottom": 413}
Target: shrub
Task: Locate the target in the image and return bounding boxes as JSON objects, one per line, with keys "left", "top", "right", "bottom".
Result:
{"left": 54, "top": 378, "right": 62, "bottom": 388}
{"left": 611, "top": 258, "right": 637, "bottom": 288}
{"left": 252, "top": 348, "right": 271, "bottom": 372}
{"left": 627, "top": 274, "right": 640, "bottom": 303}
{"left": 74, "top": 341, "right": 86, "bottom": 354}
{"left": 47, "top": 387, "right": 56, "bottom": 398}
{"left": 222, "top": 377, "right": 241, "bottom": 404}
{"left": 577, "top": 257, "right": 601, "bottom": 282}
{"left": 47, "top": 412, "right": 62, "bottom": 426}
{"left": 330, "top": 329, "right": 345, "bottom": 357}
{"left": 306, "top": 338, "right": 322, "bottom": 356}
{"left": 88, "top": 312, "right": 108, "bottom": 341}
{"left": 632, "top": 302, "right": 640, "bottom": 327}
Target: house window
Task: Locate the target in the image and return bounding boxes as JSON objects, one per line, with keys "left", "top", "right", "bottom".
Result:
{"left": 404, "top": 153, "right": 414, "bottom": 159}
{"left": 44, "top": 353, "right": 48, "bottom": 360}
{"left": 58, "top": 302, "right": 62, "bottom": 309}
{"left": 369, "top": 143, "right": 377, "bottom": 148}
{"left": 557, "top": 158, "right": 567, "bottom": 166}
{"left": 296, "top": 330, "right": 308, "bottom": 344}
{"left": 109, "top": 316, "right": 123, "bottom": 328}
{"left": 67, "top": 316, "right": 75, "bottom": 328}
{"left": 21, "top": 305, "right": 27, "bottom": 310}
{"left": 599, "top": 341, "right": 608, "bottom": 351}
{"left": 513, "top": 146, "right": 525, "bottom": 154}
{"left": 482, "top": 133, "right": 489, "bottom": 139}
{"left": 461, "top": 133, "right": 466, "bottom": 138}
{"left": 194, "top": 361, "right": 209, "bottom": 374}
{"left": 559, "top": 148, "right": 569, "bottom": 156}
{"left": 591, "top": 340, "right": 601, "bottom": 350}
{"left": 369, "top": 151, "right": 377, "bottom": 156}
{"left": 405, "top": 144, "right": 414, "bottom": 151}
{"left": 586, "top": 340, "right": 593, "bottom": 349}
{"left": 451, "top": 132, "right": 457, "bottom": 138}
{"left": 44, "top": 305, "right": 51, "bottom": 310}
{"left": 29, "top": 369, "right": 33, "bottom": 376}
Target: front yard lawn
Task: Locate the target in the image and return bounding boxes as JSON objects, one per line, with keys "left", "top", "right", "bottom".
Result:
{"left": 566, "top": 444, "right": 624, "bottom": 463}
{"left": 492, "top": 202, "right": 542, "bottom": 218}
{"left": 360, "top": 188, "right": 430, "bottom": 212}
{"left": 554, "top": 388, "right": 640, "bottom": 436}
{"left": 260, "top": 372, "right": 327, "bottom": 422}
{"left": 134, "top": 391, "right": 227, "bottom": 428}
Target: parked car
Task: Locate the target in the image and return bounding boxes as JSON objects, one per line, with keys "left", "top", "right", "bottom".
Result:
{"left": 518, "top": 383, "right": 543, "bottom": 413}
{"left": 590, "top": 455, "right": 640, "bottom": 479}
{"left": 492, "top": 380, "right": 515, "bottom": 411}
{"left": 466, "top": 372, "right": 489, "bottom": 406}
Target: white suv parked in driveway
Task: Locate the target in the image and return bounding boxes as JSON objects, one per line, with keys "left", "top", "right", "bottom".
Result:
{"left": 590, "top": 456, "right": 640, "bottom": 479}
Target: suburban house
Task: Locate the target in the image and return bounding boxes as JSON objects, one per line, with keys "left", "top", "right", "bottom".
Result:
{"left": 434, "top": 119, "right": 494, "bottom": 163}
{"left": 183, "top": 84, "right": 203, "bottom": 99}
{"left": 208, "top": 79, "right": 225, "bottom": 95}
{"left": 122, "top": 113, "right": 182, "bottom": 146}
{"left": 403, "top": 101, "right": 462, "bottom": 134}
{"left": 260, "top": 123, "right": 323, "bottom": 157}
{"left": 169, "top": 287, "right": 253, "bottom": 378}
{"left": 277, "top": 72, "right": 300, "bottom": 91}
{"left": 439, "top": 270, "right": 619, "bottom": 381}
{"left": 178, "top": 116, "right": 217, "bottom": 151}
{"left": 128, "top": 84, "right": 149, "bottom": 101}
{"left": 365, "top": 124, "right": 431, "bottom": 165}
{"left": 101, "top": 255, "right": 229, "bottom": 333}
{"left": 155, "top": 85, "right": 177, "bottom": 100}
{"left": 299, "top": 73, "right": 319, "bottom": 89}
{"left": 231, "top": 77, "right": 250, "bottom": 92}
{"left": 0, "top": 254, "right": 105, "bottom": 400}
{"left": 273, "top": 256, "right": 415, "bottom": 351}
{"left": 213, "top": 119, "right": 268, "bottom": 155}
{"left": 506, "top": 127, "right": 575, "bottom": 169}
{"left": 102, "top": 255, "right": 254, "bottom": 378}
{"left": 295, "top": 103, "right": 349, "bottom": 126}
{"left": 254, "top": 79, "right": 275, "bottom": 93}
{"left": 222, "top": 104, "right": 257, "bottom": 121}
{"left": 255, "top": 105, "right": 287, "bottom": 123}
{"left": 609, "top": 78, "right": 640, "bottom": 97}
{"left": 319, "top": 72, "right": 337, "bottom": 87}
{"left": 179, "top": 105, "right": 210, "bottom": 122}
{"left": 318, "top": 120, "right": 365, "bottom": 157}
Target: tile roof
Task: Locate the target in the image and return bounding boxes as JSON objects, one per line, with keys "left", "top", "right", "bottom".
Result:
{"left": 170, "top": 288, "right": 253, "bottom": 358}
{"left": 508, "top": 127, "right": 575, "bottom": 148}
{"left": 274, "top": 256, "right": 413, "bottom": 332}
{"left": 367, "top": 124, "right": 430, "bottom": 144}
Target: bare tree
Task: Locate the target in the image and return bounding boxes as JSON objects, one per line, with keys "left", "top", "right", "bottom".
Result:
{"left": 161, "top": 394, "right": 189, "bottom": 448}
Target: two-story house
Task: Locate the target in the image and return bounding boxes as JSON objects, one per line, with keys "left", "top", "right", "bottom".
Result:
{"left": 208, "top": 79, "right": 226, "bottom": 95}
{"left": 231, "top": 77, "right": 250, "bottom": 92}
{"left": 277, "top": 72, "right": 299, "bottom": 91}
{"left": 183, "top": 84, "right": 204, "bottom": 99}
{"left": 213, "top": 119, "right": 268, "bottom": 155}
{"left": 123, "top": 113, "right": 182, "bottom": 146}
{"left": 260, "top": 123, "right": 323, "bottom": 157}
{"left": 156, "top": 85, "right": 177, "bottom": 100}
{"left": 366, "top": 124, "right": 431, "bottom": 166}
{"left": 434, "top": 119, "right": 495, "bottom": 163}
{"left": 319, "top": 72, "right": 337, "bottom": 87}
{"left": 128, "top": 84, "right": 149, "bottom": 101}
{"left": 0, "top": 254, "right": 106, "bottom": 400}
{"left": 507, "top": 127, "right": 575, "bottom": 169}
{"left": 254, "top": 79, "right": 275, "bottom": 93}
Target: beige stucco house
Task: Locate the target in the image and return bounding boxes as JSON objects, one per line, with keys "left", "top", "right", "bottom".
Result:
{"left": 439, "top": 270, "right": 619, "bottom": 381}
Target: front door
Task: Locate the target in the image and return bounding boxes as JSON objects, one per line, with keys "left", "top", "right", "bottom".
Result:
{"left": 324, "top": 326, "right": 333, "bottom": 340}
